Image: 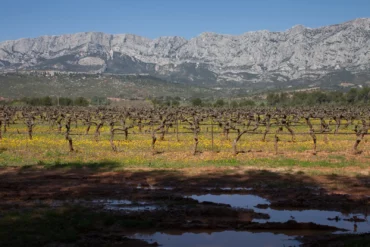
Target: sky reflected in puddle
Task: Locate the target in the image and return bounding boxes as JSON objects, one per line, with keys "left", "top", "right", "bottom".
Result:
{"left": 92, "top": 199, "right": 160, "bottom": 211}
{"left": 190, "top": 194, "right": 269, "bottom": 208}
{"left": 134, "top": 231, "right": 300, "bottom": 247}
{"left": 190, "top": 194, "right": 370, "bottom": 233}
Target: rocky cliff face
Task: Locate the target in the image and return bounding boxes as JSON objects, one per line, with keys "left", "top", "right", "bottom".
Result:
{"left": 1, "top": 18, "right": 370, "bottom": 84}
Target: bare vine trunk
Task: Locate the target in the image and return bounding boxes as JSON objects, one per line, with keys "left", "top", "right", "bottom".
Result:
{"left": 151, "top": 131, "right": 157, "bottom": 155}
{"left": 233, "top": 130, "right": 247, "bottom": 156}
{"left": 109, "top": 122, "right": 117, "bottom": 152}
{"left": 262, "top": 123, "right": 270, "bottom": 142}
{"left": 65, "top": 119, "right": 74, "bottom": 152}
{"left": 334, "top": 117, "right": 341, "bottom": 134}
{"left": 193, "top": 134, "right": 199, "bottom": 155}
{"left": 274, "top": 127, "right": 283, "bottom": 155}
{"left": 310, "top": 129, "right": 317, "bottom": 155}
{"left": 353, "top": 121, "right": 368, "bottom": 154}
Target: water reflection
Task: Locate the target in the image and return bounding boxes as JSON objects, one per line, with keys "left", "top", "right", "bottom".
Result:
{"left": 134, "top": 231, "right": 300, "bottom": 247}
{"left": 190, "top": 194, "right": 369, "bottom": 233}
{"left": 92, "top": 199, "right": 160, "bottom": 211}
{"left": 190, "top": 194, "right": 269, "bottom": 208}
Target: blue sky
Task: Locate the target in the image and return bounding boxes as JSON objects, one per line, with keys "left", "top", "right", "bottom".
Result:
{"left": 1, "top": 0, "right": 369, "bottom": 41}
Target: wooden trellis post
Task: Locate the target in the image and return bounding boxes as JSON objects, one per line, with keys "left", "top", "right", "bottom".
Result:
{"left": 211, "top": 119, "right": 214, "bottom": 151}
{"left": 176, "top": 113, "right": 179, "bottom": 142}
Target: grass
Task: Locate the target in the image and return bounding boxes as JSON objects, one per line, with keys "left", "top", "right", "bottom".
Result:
{"left": 8, "top": 156, "right": 364, "bottom": 171}
{"left": 0, "top": 122, "right": 369, "bottom": 175}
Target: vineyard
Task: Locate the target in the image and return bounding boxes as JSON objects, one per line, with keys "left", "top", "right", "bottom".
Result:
{"left": 1, "top": 105, "right": 370, "bottom": 247}
{"left": 0, "top": 105, "right": 370, "bottom": 164}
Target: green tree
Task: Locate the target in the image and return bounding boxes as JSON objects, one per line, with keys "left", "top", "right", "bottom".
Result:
{"left": 214, "top": 99, "right": 225, "bottom": 107}
{"left": 315, "top": 91, "right": 330, "bottom": 104}
{"left": 91, "top": 96, "right": 110, "bottom": 106}
{"left": 239, "top": 99, "right": 255, "bottom": 107}
{"left": 346, "top": 88, "right": 358, "bottom": 104}
{"left": 191, "top": 98, "right": 202, "bottom": 107}
{"left": 267, "top": 93, "right": 280, "bottom": 106}
{"left": 41, "top": 96, "right": 53, "bottom": 106}
{"left": 358, "top": 87, "right": 370, "bottom": 103}
{"left": 74, "top": 97, "right": 89, "bottom": 106}
{"left": 328, "top": 91, "right": 345, "bottom": 104}
{"left": 172, "top": 100, "right": 180, "bottom": 107}
{"left": 230, "top": 100, "right": 239, "bottom": 108}
{"left": 59, "top": 97, "right": 73, "bottom": 106}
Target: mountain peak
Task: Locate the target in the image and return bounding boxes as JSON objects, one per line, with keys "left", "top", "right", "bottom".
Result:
{"left": 287, "top": 24, "right": 306, "bottom": 34}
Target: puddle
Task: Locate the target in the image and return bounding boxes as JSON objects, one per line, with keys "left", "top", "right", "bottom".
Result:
{"left": 92, "top": 199, "right": 132, "bottom": 205}
{"left": 105, "top": 205, "right": 159, "bottom": 211}
{"left": 92, "top": 199, "right": 160, "bottom": 212}
{"left": 190, "top": 194, "right": 370, "bottom": 233}
{"left": 136, "top": 184, "right": 174, "bottom": 190}
{"left": 136, "top": 186, "right": 253, "bottom": 192}
{"left": 202, "top": 187, "right": 253, "bottom": 191}
{"left": 46, "top": 199, "right": 161, "bottom": 212}
{"left": 220, "top": 187, "right": 253, "bottom": 191}
{"left": 253, "top": 208, "right": 370, "bottom": 234}
{"left": 134, "top": 231, "right": 300, "bottom": 247}
{"left": 190, "top": 194, "right": 269, "bottom": 208}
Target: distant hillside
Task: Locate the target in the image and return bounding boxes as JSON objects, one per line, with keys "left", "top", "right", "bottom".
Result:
{"left": 0, "top": 72, "right": 225, "bottom": 99}
{"left": 0, "top": 70, "right": 368, "bottom": 100}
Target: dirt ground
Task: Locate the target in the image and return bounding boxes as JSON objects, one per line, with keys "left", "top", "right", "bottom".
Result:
{"left": 0, "top": 166, "right": 369, "bottom": 246}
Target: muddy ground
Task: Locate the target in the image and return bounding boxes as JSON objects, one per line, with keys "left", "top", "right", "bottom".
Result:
{"left": 0, "top": 166, "right": 369, "bottom": 246}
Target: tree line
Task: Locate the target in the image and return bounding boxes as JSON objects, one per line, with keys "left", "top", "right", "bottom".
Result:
{"left": 0, "top": 96, "right": 113, "bottom": 107}
{"left": 19, "top": 97, "right": 90, "bottom": 106}
{"left": 266, "top": 87, "right": 370, "bottom": 106}
{"left": 191, "top": 98, "right": 259, "bottom": 107}
{"left": 2, "top": 87, "right": 369, "bottom": 108}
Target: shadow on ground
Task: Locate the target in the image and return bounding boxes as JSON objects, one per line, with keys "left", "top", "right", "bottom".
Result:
{"left": 0, "top": 162, "right": 368, "bottom": 213}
